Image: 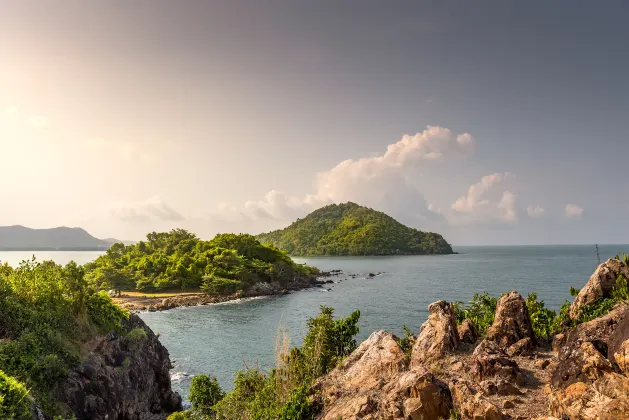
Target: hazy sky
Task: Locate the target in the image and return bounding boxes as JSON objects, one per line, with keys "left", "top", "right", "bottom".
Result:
{"left": 1, "top": 1, "right": 628, "bottom": 245}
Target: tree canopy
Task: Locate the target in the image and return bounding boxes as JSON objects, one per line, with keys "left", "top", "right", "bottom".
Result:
{"left": 84, "top": 230, "right": 319, "bottom": 293}
{"left": 256, "top": 202, "right": 453, "bottom": 256}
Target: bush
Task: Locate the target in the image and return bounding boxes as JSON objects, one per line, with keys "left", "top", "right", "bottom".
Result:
{"left": 453, "top": 292, "right": 497, "bottom": 337}
{"left": 188, "top": 375, "right": 224, "bottom": 416}
{"left": 525, "top": 293, "right": 556, "bottom": 340}
{"left": 0, "top": 370, "right": 31, "bottom": 420}
{"left": 397, "top": 325, "right": 414, "bottom": 359}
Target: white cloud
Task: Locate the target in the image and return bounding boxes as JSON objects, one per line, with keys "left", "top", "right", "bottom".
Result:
{"left": 526, "top": 205, "right": 545, "bottom": 217}
{"left": 109, "top": 196, "right": 185, "bottom": 222}
{"left": 450, "top": 172, "right": 517, "bottom": 224}
{"left": 212, "top": 126, "right": 474, "bottom": 230}
{"left": 28, "top": 116, "right": 49, "bottom": 128}
{"left": 565, "top": 204, "right": 584, "bottom": 218}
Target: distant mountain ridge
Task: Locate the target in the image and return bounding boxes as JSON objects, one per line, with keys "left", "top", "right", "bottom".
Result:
{"left": 0, "top": 225, "right": 119, "bottom": 250}
{"left": 256, "top": 202, "right": 454, "bottom": 256}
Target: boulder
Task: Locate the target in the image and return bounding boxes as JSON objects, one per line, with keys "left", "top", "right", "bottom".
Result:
{"left": 507, "top": 337, "right": 533, "bottom": 357}
{"left": 315, "top": 330, "right": 453, "bottom": 420}
{"left": 450, "top": 380, "right": 503, "bottom": 420}
{"left": 548, "top": 373, "right": 629, "bottom": 420}
{"left": 471, "top": 353, "right": 526, "bottom": 387}
{"left": 458, "top": 319, "right": 478, "bottom": 344}
{"left": 380, "top": 367, "right": 453, "bottom": 420}
{"left": 570, "top": 258, "right": 629, "bottom": 319}
{"left": 550, "top": 341, "right": 614, "bottom": 389}
{"left": 486, "top": 292, "right": 534, "bottom": 347}
{"left": 410, "top": 300, "right": 460, "bottom": 367}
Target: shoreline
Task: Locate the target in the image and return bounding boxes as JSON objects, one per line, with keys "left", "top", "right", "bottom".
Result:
{"left": 113, "top": 273, "right": 338, "bottom": 312}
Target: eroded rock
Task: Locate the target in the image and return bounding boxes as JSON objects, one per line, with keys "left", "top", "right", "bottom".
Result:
{"left": 613, "top": 339, "right": 629, "bottom": 376}
{"left": 486, "top": 292, "right": 534, "bottom": 348}
{"left": 570, "top": 258, "right": 629, "bottom": 319}
{"left": 451, "top": 380, "right": 503, "bottom": 420}
{"left": 410, "top": 300, "right": 460, "bottom": 367}
{"left": 458, "top": 318, "right": 478, "bottom": 344}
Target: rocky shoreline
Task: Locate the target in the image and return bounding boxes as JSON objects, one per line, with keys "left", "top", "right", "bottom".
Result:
{"left": 313, "top": 258, "right": 629, "bottom": 419}
{"left": 113, "top": 272, "right": 340, "bottom": 312}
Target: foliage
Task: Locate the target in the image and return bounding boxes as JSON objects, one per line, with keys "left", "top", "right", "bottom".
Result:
{"left": 397, "top": 325, "right": 414, "bottom": 359}
{"left": 571, "top": 274, "right": 629, "bottom": 325}
{"left": 84, "top": 230, "right": 319, "bottom": 293}
{"left": 525, "top": 293, "right": 557, "bottom": 340}
{"left": 188, "top": 375, "right": 224, "bottom": 417}
{"left": 256, "top": 202, "right": 453, "bottom": 256}
{"left": 453, "top": 292, "right": 498, "bottom": 337}
{"left": 0, "top": 370, "right": 31, "bottom": 420}
{"left": 0, "top": 258, "right": 129, "bottom": 416}
{"left": 177, "top": 306, "right": 360, "bottom": 419}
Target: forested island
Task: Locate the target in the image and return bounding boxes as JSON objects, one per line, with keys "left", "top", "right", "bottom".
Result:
{"left": 83, "top": 229, "right": 319, "bottom": 295}
{"left": 256, "top": 202, "right": 453, "bottom": 256}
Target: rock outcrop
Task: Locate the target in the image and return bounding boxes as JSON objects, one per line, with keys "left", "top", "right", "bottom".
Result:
{"left": 410, "top": 300, "right": 460, "bottom": 367}
{"left": 62, "top": 314, "right": 182, "bottom": 420}
{"left": 314, "top": 330, "right": 452, "bottom": 420}
{"left": 451, "top": 380, "right": 503, "bottom": 420}
{"left": 458, "top": 318, "right": 478, "bottom": 344}
{"left": 569, "top": 258, "right": 629, "bottom": 319}
{"left": 486, "top": 292, "right": 534, "bottom": 347}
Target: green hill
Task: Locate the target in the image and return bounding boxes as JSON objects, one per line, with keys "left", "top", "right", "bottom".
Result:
{"left": 256, "top": 202, "right": 454, "bottom": 256}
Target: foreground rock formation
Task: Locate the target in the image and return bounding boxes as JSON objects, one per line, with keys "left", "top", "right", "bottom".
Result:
{"left": 61, "top": 314, "right": 182, "bottom": 420}
{"left": 314, "top": 258, "right": 629, "bottom": 419}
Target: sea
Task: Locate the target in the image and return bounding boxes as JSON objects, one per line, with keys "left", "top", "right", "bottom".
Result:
{"left": 2, "top": 244, "right": 628, "bottom": 400}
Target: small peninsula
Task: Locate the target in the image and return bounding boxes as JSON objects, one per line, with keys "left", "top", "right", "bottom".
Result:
{"left": 256, "top": 202, "right": 453, "bottom": 256}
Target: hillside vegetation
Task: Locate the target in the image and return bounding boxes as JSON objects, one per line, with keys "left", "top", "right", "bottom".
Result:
{"left": 256, "top": 202, "right": 453, "bottom": 256}
{"left": 84, "top": 230, "right": 319, "bottom": 293}
{"left": 0, "top": 259, "right": 129, "bottom": 418}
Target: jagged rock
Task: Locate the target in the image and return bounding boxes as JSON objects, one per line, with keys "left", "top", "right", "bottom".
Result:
{"left": 548, "top": 372, "right": 629, "bottom": 419}
{"left": 410, "top": 300, "right": 460, "bottom": 367}
{"left": 471, "top": 353, "right": 526, "bottom": 387}
{"left": 507, "top": 337, "right": 533, "bottom": 357}
{"left": 62, "top": 314, "right": 182, "bottom": 420}
{"left": 552, "top": 333, "right": 565, "bottom": 353}
{"left": 551, "top": 305, "right": 629, "bottom": 389}
{"left": 474, "top": 339, "right": 509, "bottom": 357}
{"left": 535, "top": 358, "right": 551, "bottom": 370}
{"left": 570, "top": 258, "right": 629, "bottom": 319}
{"left": 479, "top": 379, "right": 523, "bottom": 396}
{"left": 614, "top": 339, "right": 629, "bottom": 376}
{"left": 458, "top": 318, "right": 478, "bottom": 344}
{"left": 314, "top": 329, "right": 455, "bottom": 420}
{"left": 486, "top": 292, "right": 534, "bottom": 347}
{"left": 380, "top": 367, "right": 453, "bottom": 420}
{"left": 451, "top": 380, "right": 503, "bottom": 420}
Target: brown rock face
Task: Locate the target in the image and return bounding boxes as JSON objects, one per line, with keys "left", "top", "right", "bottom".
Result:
{"left": 451, "top": 380, "right": 503, "bottom": 420}
{"left": 548, "top": 373, "right": 629, "bottom": 420}
{"left": 570, "top": 258, "right": 629, "bottom": 319}
{"left": 614, "top": 339, "right": 629, "bottom": 376}
{"left": 410, "top": 300, "right": 460, "bottom": 367}
{"left": 62, "top": 314, "right": 182, "bottom": 420}
{"left": 315, "top": 330, "right": 452, "bottom": 420}
{"left": 458, "top": 318, "right": 478, "bottom": 344}
{"left": 486, "top": 292, "right": 534, "bottom": 347}
{"left": 507, "top": 337, "right": 533, "bottom": 357}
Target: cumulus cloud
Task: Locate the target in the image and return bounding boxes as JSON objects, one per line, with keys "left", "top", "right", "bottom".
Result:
{"left": 109, "top": 196, "right": 185, "bottom": 222}
{"left": 565, "top": 204, "right": 584, "bottom": 218}
{"left": 526, "top": 205, "right": 545, "bottom": 217}
{"left": 450, "top": 173, "right": 517, "bottom": 224}
{"left": 212, "top": 126, "right": 474, "bottom": 230}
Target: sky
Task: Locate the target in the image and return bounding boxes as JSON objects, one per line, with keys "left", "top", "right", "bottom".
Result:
{"left": 1, "top": 0, "right": 628, "bottom": 245}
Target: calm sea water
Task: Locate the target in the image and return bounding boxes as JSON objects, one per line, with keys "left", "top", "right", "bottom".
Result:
{"left": 2, "top": 245, "right": 628, "bottom": 400}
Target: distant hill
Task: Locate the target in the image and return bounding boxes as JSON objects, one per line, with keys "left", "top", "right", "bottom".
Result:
{"left": 0, "top": 225, "right": 114, "bottom": 250}
{"left": 256, "top": 202, "right": 454, "bottom": 256}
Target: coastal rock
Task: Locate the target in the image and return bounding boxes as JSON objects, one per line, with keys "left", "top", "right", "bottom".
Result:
{"left": 410, "top": 300, "right": 460, "bottom": 367}
{"left": 548, "top": 373, "right": 629, "bottom": 420}
{"left": 507, "top": 337, "right": 533, "bottom": 357}
{"left": 613, "top": 339, "right": 629, "bottom": 375}
{"left": 570, "top": 258, "right": 629, "bottom": 319}
{"left": 486, "top": 292, "right": 534, "bottom": 348}
{"left": 471, "top": 353, "right": 525, "bottom": 387}
{"left": 62, "top": 314, "right": 181, "bottom": 420}
{"left": 458, "top": 318, "right": 478, "bottom": 344}
{"left": 551, "top": 341, "right": 614, "bottom": 389}
{"left": 450, "top": 380, "right": 503, "bottom": 420}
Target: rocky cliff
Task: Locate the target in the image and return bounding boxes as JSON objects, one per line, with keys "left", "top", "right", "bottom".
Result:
{"left": 59, "top": 314, "right": 182, "bottom": 420}
{"left": 313, "top": 259, "right": 629, "bottom": 419}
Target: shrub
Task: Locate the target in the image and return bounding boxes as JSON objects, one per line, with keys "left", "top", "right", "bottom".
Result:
{"left": 525, "top": 293, "right": 556, "bottom": 340}
{"left": 397, "top": 325, "right": 414, "bottom": 359}
{"left": 127, "top": 328, "right": 148, "bottom": 343}
{"left": 0, "top": 370, "right": 31, "bottom": 420}
{"left": 453, "top": 293, "right": 497, "bottom": 337}
{"left": 188, "top": 375, "right": 224, "bottom": 416}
